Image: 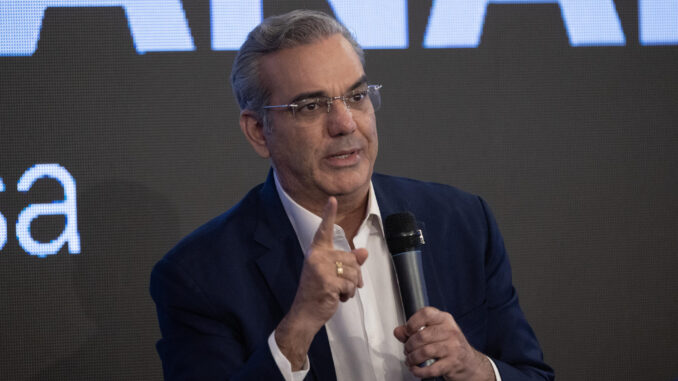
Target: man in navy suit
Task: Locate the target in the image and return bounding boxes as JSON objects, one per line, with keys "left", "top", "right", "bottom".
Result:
{"left": 150, "top": 10, "right": 554, "bottom": 381}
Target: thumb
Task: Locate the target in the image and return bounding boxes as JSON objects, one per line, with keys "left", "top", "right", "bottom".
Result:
{"left": 311, "top": 197, "right": 337, "bottom": 249}
{"left": 352, "top": 248, "right": 368, "bottom": 266}
{"left": 393, "top": 325, "right": 408, "bottom": 343}
{"left": 351, "top": 248, "right": 368, "bottom": 288}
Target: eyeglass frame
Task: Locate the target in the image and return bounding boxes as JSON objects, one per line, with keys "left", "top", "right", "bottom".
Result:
{"left": 261, "top": 84, "right": 382, "bottom": 119}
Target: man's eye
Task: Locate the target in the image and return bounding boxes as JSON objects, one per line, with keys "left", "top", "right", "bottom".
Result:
{"left": 349, "top": 91, "right": 367, "bottom": 103}
{"left": 299, "top": 101, "right": 320, "bottom": 113}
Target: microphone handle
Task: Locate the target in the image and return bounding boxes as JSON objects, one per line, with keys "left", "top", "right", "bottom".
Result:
{"left": 392, "top": 250, "right": 441, "bottom": 380}
{"left": 392, "top": 249, "right": 429, "bottom": 318}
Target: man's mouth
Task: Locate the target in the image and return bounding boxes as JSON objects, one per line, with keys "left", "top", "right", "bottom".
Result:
{"left": 326, "top": 149, "right": 361, "bottom": 166}
{"left": 330, "top": 151, "right": 355, "bottom": 159}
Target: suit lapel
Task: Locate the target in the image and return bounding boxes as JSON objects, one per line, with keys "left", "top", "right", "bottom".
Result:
{"left": 372, "top": 175, "right": 447, "bottom": 313}
{"left": 253, "top": 171, "right": 337, "bottom": 381}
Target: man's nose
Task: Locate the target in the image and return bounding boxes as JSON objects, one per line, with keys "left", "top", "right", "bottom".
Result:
{"left": 326, "top": 98, "right": 357, "bottom": 136}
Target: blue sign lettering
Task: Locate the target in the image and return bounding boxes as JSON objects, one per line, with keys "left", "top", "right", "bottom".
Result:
{"left": 1, "top": 1, "right": 676, "bottom": 55}
{"left": 211, "top": 0, "right": 408, "bottom": 50}
{"left": 16, "top": 164, "right": 81, "bottom": 258}
{"left": 328, "top": 0, "right": 408, "bottom": 49}
{"left": 640, "top": 0, "right": 678, "bottom": 45}
{"left": 211, "top": 0, "right": 262, "bottom": 51}
{"left": 0, "top": 0, "right": 194, "bottom": 56}
{"left": 424, "top": 0, "right": 626, "bottom": 47}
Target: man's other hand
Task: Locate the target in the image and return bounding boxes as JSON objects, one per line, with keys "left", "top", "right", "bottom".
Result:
{"left": 394, "top": 307, "right": 495, "bottom": 381}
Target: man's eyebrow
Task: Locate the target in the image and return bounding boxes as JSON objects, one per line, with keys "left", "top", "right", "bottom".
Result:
{"left": 289, "top": 90, "right": 325, "bottom": 104}
{"left": 348, "top": 75, "right": 369, "bottom": 91}
{"left": 289, "top": 75, "right": 368, "bottom": 104}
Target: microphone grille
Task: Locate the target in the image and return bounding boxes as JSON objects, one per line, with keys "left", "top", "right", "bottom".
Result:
{"left": 384, "top": 212, "right": 422, "bottom": 254}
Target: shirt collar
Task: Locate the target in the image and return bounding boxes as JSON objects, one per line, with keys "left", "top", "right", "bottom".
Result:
{"left": 274, "top": 171, "right": 384, "bottom": 256}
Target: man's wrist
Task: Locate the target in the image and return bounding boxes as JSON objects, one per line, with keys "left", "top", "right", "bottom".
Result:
{"left": 274, "top": 312, "right": 317, "bottom": 370}
{"left": 478, "top": 353, "right": 498, "bottom": 381}
{"left": 267, "top": 332, "right": 310, "bottom": 381}
{"left": 486, "top": 355, "right": 503, "bottom": 381}
{"left": 465, "top": 350, "right": 496, "bottom": 381}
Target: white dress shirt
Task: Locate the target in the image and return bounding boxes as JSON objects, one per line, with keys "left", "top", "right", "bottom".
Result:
{"left": 268, "top": 173, "right": 501, "bottom": 381}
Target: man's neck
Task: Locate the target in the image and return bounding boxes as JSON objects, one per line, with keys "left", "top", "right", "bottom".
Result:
{"left": 333, "top": 193, "right": 368, "bottom": 245}
{"left": 275, "top": 175, "right": 369, "bottom": 244}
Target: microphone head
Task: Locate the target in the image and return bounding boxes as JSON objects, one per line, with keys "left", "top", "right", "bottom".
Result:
{"left": 384, "top": 212, "right": 424, "bottom": 254}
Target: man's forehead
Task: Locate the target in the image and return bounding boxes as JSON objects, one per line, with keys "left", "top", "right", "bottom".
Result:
{"left": 258, "top": 34, "right": 365, "bottom": 102}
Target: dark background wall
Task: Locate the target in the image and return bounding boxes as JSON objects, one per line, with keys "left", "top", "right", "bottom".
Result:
{"left": 1, "top": 1, "right": 677, "bottom": 380}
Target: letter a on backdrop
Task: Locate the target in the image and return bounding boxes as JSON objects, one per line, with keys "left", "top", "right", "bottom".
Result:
{"left": 0, "top": 0, "right": 194, "bottom": 55}
{"left": 16, "top": 164, "right": 81, "bottom": 258}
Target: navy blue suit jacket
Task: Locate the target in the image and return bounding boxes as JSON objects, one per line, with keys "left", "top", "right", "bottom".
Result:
{"left": 150, "top": 172, "right": 554, "bottom": 380}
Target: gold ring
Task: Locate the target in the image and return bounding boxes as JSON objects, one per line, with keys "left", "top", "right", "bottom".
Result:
{"left": 335, "top": 261, "right": 343, "bottom": 276}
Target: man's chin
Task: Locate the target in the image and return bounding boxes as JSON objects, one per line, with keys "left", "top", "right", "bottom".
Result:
{"left": 321, "top": 174, "right": 371, "bottom": 198}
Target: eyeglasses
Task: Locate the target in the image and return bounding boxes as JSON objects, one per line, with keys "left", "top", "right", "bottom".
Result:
{"left": 262, "top": 84, "right": 382, "bottom": 122}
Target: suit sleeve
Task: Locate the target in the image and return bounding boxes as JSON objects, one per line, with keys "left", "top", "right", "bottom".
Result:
{"left": 478, "top": 197, "right": 555, "bottom": 381}
{"left": 150, "top": 257, "right": 286, "bottom": 381}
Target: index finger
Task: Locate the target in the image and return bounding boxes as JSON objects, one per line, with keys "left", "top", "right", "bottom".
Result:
{"left": 405, "top": 307, "right": 453, "bottom": 336}
{"left": 311, "top": 196, "right": 337, "bottom": 249}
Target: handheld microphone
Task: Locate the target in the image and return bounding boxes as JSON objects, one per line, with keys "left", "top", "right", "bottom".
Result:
{"left": 384, "top": 212, "right": 436, "bottom": 371}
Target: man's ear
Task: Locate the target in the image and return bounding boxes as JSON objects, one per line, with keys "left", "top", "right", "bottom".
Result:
{"left": 239, "top": 110, "right": 270, "bottom": 158}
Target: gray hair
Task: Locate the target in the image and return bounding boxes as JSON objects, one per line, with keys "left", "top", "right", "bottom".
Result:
{"left": 230, "top": 10, "right": 364, "bottom": 128}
